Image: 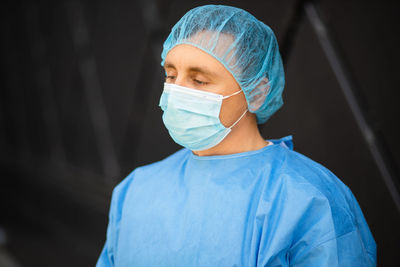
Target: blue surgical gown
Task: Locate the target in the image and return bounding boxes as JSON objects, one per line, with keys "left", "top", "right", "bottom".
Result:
{"left": 96, "top": 136, "right": 376, "bottom": 266}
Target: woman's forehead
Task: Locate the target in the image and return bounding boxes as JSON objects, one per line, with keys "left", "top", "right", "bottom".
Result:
{"left": 164, "top": 44, "right": 231, "bottom": 78}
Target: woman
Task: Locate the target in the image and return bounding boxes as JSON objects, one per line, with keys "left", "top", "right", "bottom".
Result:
{"left": 96, "top": 4, "right": 376, "bottom": 266}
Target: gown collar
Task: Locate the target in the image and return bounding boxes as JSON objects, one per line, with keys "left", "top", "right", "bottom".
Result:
{"left": 189, "top": 135, "right": 293, "bottom": 161}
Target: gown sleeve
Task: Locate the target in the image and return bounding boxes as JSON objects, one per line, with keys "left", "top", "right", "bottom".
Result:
{"left": 289, "top": 230, "right": 376, "bottom": 267}
{"left": 256, "top": 166, "right": 376, "bottom": 267}
{"left": 95, "top": 189, "right": 118, "bottom": 267}
{"left": 96, "top": 241, "right": 114, "bottom": 267}
{"left": 288, "top": 186, "right": 376, "bottom": 267}
{"left": 95, "top": 173, "right": 136, "bottom": 267}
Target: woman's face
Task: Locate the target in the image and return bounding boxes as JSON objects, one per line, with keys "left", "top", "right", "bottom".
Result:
{"left": 163, "top": 44, "right": 248, "bottom": 127}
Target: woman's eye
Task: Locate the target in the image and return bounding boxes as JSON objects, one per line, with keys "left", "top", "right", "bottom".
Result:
{"left": 194, "top": 79, "right": 207, "bottom": 85}
{"left": 165, "top": 75, "right": 175, "bottom": 80}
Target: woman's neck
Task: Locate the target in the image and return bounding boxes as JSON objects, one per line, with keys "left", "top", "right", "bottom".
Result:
{"left": 192, "top": 113, "right": 268, "bottom": 156}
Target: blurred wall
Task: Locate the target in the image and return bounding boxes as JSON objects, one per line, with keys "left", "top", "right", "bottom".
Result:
{"left": 0, "top": 0, "right": 399, "bottom": 266}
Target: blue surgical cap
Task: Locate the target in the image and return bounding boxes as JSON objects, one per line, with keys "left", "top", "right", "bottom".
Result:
{"left": 161, "top": 4, "right": 285, "bottom": 124}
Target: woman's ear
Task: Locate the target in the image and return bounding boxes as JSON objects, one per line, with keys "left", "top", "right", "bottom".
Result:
{"left": 249, "top": 77, "right": 270, "bottom": 112}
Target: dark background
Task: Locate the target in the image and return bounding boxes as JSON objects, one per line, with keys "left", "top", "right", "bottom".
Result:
{"left": 0, "top": 0, "right": 399, "bottom": 266}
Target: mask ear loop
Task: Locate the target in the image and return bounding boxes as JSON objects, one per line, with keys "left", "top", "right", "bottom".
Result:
{"left": 221, "top": 89, "right": 248, "bottom": 129}
{"left": 222, "top": 89, "right": 243, "bottom": 99}
{"left": 228, "top": 109, "right": 248, "bottom": 129}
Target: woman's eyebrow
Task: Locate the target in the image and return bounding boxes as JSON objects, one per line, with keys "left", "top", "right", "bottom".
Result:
{"left": 164, "top": 62, "right": 176, "bottom": 69}
{"left": 188, "top": 66, "right": 218, "bottom": 78}
{"left": 164, "top": 61, "right": 218, "bottom": 78}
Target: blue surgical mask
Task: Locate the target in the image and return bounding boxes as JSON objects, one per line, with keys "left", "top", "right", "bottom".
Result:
{"left": 159, "top": 82, "right": 248, "bottom": 151}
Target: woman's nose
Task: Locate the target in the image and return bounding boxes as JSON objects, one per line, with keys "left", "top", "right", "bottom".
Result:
{"left": 174, "top": 75, "right": 188, "bottom": 88}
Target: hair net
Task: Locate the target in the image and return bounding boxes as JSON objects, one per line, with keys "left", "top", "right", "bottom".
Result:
{"left": 160, "top": 4, "right": 285, "bottom": 124}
